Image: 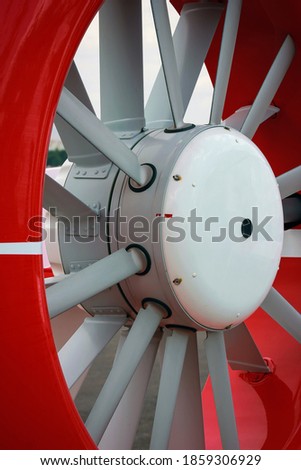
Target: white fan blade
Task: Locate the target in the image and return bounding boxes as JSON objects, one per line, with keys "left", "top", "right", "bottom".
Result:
{"left": 210, "top": 0, "right": 242, "bottom": 124}
{"left": 277, "top": 165, "right": 301, "bottom": 199}
{"left": 47, "top": 248, "right": 144, "bottom": 318}
{"left": 100, "top": 330, "right": 162, "bottom": 450}
{"left": 168, "top": 331, "right": 205, "bottom": 450}
{"left": 205, "top": 331, "right": 239, "bottom": 449}
{"left": 151, "top": 0, "right": 185, "bottom": 129}
{"left": 224, "top": 323, "right": 269, "bottom": 372}
{"left": 241, "top": 35, "right": 295, "bottom": 139}
{"left": 282, "top": 230, "right": 301, "bottom": 258}
{"left": 223, "top": 105, "right": 279, "bottom": 130}
{"left": 150, "top": 329, "right": 189, "bottom": 449}
{"left": 85, "top": 304, "right": 163, "bottom": 444}
{"left": 59, "top": 315, "right": 126, "bottom": 389}
{"left": 146, "top": 2, "right": 223, "bottom": 128}
{"left": 57, "top": 88, "right": 146, "bottom": 185}
{"left": 261, "top": 288, "right": 301, "bottom": 343}
{"left": 99, "top": 0, "right": 144, "bottom": 134}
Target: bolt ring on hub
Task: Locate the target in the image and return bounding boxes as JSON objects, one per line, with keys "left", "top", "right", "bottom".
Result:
{"left": 126, "top": 244, "right": 152, "bottom": 276}
{"left": 128, "top": 163, "right": 157, "bottom": 193}
{"left": 142, "top": 297, "right": 172, "bottom": 319}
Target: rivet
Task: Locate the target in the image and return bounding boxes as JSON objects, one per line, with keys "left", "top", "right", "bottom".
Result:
{"left": 70, "top": 264, "right": 74, "bottom": 269}
{"left": 192, "top": 183, "right": 196, "bottom": 187}
{"left": 82, "top": 171, "right": 87, "bottom": 176}
{"left": 94, "top": 170, "right": 99, "bottom": 175}
{"left": 173, "top": 175, "right": 182, "bottom": 181}
{"left": 173, "top": 277, "right": 182, "bottom": 285}
{"left": 77, "top": 264, "right": 81, "bottom": 269}
{"left": 192, "top": 273, "right": 197, "bottom": 278}
{"left": 76, "top": 170, "right": 80, "bottom": 175}
{"left": 236, "top": 313, "right": 241, "bottom": 318}
{"left": 102, "top": 168, "right": 107, "bottom": 174}
{"left": 92, "top": 203, "right": 97, "bottom": 208}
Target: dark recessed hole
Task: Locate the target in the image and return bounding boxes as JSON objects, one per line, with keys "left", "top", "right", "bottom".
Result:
{"left": 241, "top": 218, "right": 253, "bottom": 239}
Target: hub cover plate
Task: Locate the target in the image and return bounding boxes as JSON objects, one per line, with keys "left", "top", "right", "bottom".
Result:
{"left": 162, "top": 127, "right": 283, "bottom": 329}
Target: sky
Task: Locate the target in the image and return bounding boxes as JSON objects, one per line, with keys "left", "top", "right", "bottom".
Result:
{"left": 52, "top": 1, "right": 213, "bottom": 142}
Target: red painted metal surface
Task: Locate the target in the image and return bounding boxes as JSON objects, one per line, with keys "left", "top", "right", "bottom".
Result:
{"left": 201, "top": 0, "right": 301, "bottom": 450}
{"left": 0, "top": 0, "right": 300, "bottom": 449}
{"left": 0, "top": 0, "right": 103, "bottom": 449}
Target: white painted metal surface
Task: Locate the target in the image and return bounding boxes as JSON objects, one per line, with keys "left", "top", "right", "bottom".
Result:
{"left": 99, "top": 0, "right": 145, "bottom": 133}
{"left": 43, "top": 174, "right": 96, "bottom": 218}
{"left": 162, "top": 127, "right": 283, "bottom": 329}
{"left": 51, "top": 305, "right": 90, "bottom": 399}
{"left": 0, "top": 242, "right": 43, "bottom": 255}
{"left": 47, "top": 248, "right": 144, "bottom": 318}
{"left": 58, "top": 315, "right": 126, "bottom": 389}
{"left": 150, "top": 328, "right": 189, "bottom": 449}
{"left": 224, "top": 323, "right": 270, "bottom": 372}
{"left": 100, "top": 330, "right": 162, "bottom": 450}
{"left": 282, "top": 230, "right": 301, "bottom": 257}
{"left": 277, "top": 165, "right": 301, "bottom": 199}
{"left": 44, "top": 162, "right": 72, "bottom": 277}
{"left": 224, "top": 105, "right": 279, "bottom": 130}
{"left": 261, "top": 287, "right": 301, "bottom": 343}
{"left": 85, "top": 304, "right": 163, "bottom": 444}
{"left": 151, "top": 0, "right": 185, "bottom": 129}
{"left": 146, "top": 2, "right": 223, "bottom": 128}
{"left": 241, "top": 35, "right": 295, "bottom": 139}
{"left": 57, "top": 88, "right": 146, "bottom": 185}
{"left": 168, "top": 332, "right": 205, "bottom": 450}
{"left": 45, "top": 274, "right": 71, "bottom": 287}
{"left": 205, "top": 331, "right": 239, "bottom": 449}
{"left": 210, "top": 0, "right": 242, "bottom": 124}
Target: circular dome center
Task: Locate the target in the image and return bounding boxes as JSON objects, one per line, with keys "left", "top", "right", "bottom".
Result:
{"left": 161, "top": 127, "right": 283, "bottom": 330}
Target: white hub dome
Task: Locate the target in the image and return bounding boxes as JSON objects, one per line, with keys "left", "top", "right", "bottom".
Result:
{"left": 161, "top": 127, "right": 283, "bottom": 329}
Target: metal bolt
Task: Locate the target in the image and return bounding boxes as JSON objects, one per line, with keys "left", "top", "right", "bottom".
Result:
{"left": 173, "top": 278, "right": 182, "bottom": 285}
{"left": 192, "top": 273, "right": 197, "bottom": 278}
{"left": 82, "top": 171, "right": 87, "bottom": 176}
{"left": 94, "top": 170, "right": 99, "bottom": 175}
{"left": 173, "top": 174, "right": 182, "bottom": 181}
{"left": 76, "top": 170, "right": 80, "bottom": 175}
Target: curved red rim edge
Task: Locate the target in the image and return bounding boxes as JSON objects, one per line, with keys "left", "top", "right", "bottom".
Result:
{"left": 0, "top": 0, "right": 300, "bottom": 450}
